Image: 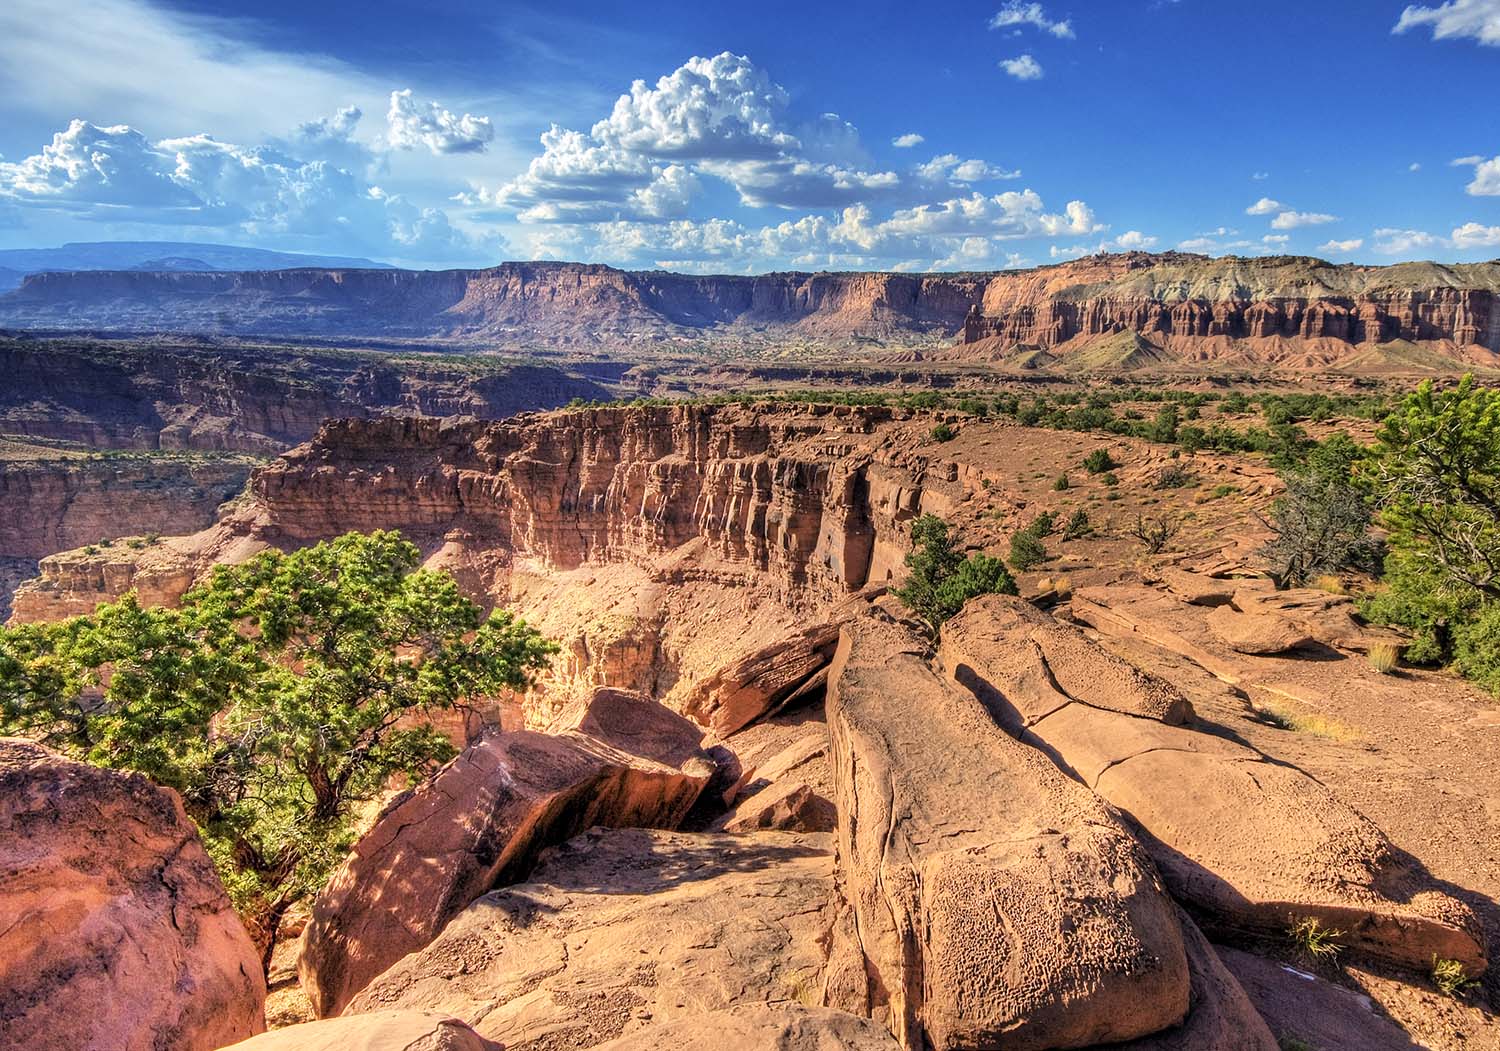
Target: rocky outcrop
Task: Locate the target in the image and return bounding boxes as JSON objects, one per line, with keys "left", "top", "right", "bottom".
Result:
{"left": 0, "top": 455, "right": 253, "bottom": 559}
{"left": 826, "top": 613, "right": 1192, "bottom": 1051}
{"left": 347, "top": 828, "right": 839, "bottom": 1049}
{"left": 0, "top": 738, "right": 265, "bottom": 1051}
{"left": 938, "top": 595, "right": 1487, "bottom": 975}
{"left": 297, "top": 688, "right": 716, "bottom": 1017}
{"left": 216, "top": 1011, "right": 498, "bottom": 1051}
{"left": 5, "top": 254, "right": 1498, "bottom": 366}
{"left": 713, "top": 728, "right": 836, "bottom": 833}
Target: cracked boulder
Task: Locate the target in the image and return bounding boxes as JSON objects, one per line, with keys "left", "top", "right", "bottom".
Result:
{"left": 827, "top": 614, "right": 1192, "bottom": 1051}
{"left": 216, "top": 1010, "right": 497, "bottom": 1051}
{"left": 0, "top": 738, "right": 266, "bottom": 1051}
{"left": 712, "top": 727, "right": 836, "bottom": 832}
{"left": 297, "top": 689, "right": 716, "bottom": 1018}
{"left": 347, "top": 828, "right": 838, "bottom": 1050}
{"left": 939, "top": 595, "right": 1487, "bottom": 976}
{"left": 678, "top": 619, "right": 842, "bottom": 737}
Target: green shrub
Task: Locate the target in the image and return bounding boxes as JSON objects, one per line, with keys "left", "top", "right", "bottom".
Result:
{"left": 1453, "top": 604, "right": 1500, "bottom": 694}
{"left": 1259, "top": 433, "right": 1377, "bottom": 588}
{"left": 1053, "top": 473, "right": 1070, "bottom": 491}
{"left": 1062, "top": 509, "right": 1093, "bottom": 540}
{"left": 1082, "top": 449, "right": 1116, "bottom": 474}
{"left": 1153, "top": 464, "right": 1195, "bottom": 489}
{"left": 892, "top": 514, "right": 1017, "bottom": 635}
{"left": 1431, "top": 957, "right": 1478, "bottom": 998}
{"left": 930, "top": 423, "right": 956, "bottom": 442}
{"left": 1100, "top": 471, "right": 1120, "bottom": 487}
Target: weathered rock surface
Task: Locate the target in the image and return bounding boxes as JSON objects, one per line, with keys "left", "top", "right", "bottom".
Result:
{"left": 347, "top": 828, "right": 838, "bottom": 1050}
{"left": 0, "top": 738, "right": 266, "bottom": 1051}
{"left": 298, "top": 689, "right": 715, "bottom": 1018}
{"left": 714, "top": 727, "right": 836, "bottom": 833}
{"left": 591, "top": 1005, "right": 903, "bottom": 1051}
{"left": 940, "top": 595, "right": 1487, "bottom": 976}
{"left": 1206, "top": 603, "right": 1313, "bottom": 654}
{"left": 1216, "top": 947, "right": 1419, "bottom": 1051}
{"left": 215, "top": 1010, "right": 498, "bottom": 1051}
{"left": 1154, "top": 566, "right": 1238, "bottom": 606}
{"left": 826, "top": 613, "right": 1191, "bottom": 1051}
{"left": 679, "top": 618, "right": 843, "bottom": 736}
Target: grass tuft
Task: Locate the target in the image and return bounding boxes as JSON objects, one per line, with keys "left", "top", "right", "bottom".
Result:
{"left": 1431, "top": 956, "right": 1478, "bottom": 998}
{"left": 1367, "top": 641, "right": 1401, "bottom": 675}
{"left": 1288, "top": 917, "right": 1344, "bottom": 962}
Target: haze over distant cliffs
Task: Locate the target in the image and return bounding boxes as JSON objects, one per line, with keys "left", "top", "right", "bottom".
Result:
{"left": 1, "top": 251, "right": 1498, "bottom": 370}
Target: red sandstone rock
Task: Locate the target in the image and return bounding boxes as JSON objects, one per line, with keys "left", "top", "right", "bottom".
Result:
{"left": 827, "top": 614, "right": 1191, "bottom": 1051}
{"left": 215, "top": 1010, "right": 498, "bottom": 1051}
{"left": 591, "top": 1005, "right": 903, "bottom": 1051}
{"left": 0, "top": 738, "right": 266, "bottom": 1051}
{"left": 297, "top": 688, "right": 715, "bottom": 1018}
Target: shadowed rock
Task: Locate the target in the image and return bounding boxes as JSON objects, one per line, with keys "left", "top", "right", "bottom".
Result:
{"left": 297, "top": 689, "right": 715, "bottom": 1018}
{"left": 215, "top": 1010, "right": 498, "bottom": 1051}
{"left": 347, "top": 828, "right": 838, "bottom": 1050}
{"left": 826, "top": 614, "right": 1191, "bottom": 1051}
{"left": 0, "top": 738, "right": 266, "bottom": 1051}
{"left": 591, "top": 1005, "right": 903, "bottom": 1051}
{"left": 713, "top": 728, "right": 836, "bottom": 832}
{"left": 939, "top": 594, "right": 1487, "bottom": 976}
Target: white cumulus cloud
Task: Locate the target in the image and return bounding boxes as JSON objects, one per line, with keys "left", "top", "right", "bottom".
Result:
{"left": 1451, "top": 153, "right": 1500, "bottom": 195}
{"left": 1394, "top": 0, "right": 1500, "bottom": 45}
{"left": 1270, "top": 210, "right": 1338, "bottom": 229}
{"left": 386, "top": 89, "right": 494, "bottom": 154}
{"left": 892, "top": 132, "right": 925, "bottom": 148}
{"left": 1245, "top": 197, "right": 1283, "bottom": 215}
{"left": 1000, "top": 54, "right": 1045, "bottom": 79}
{"left": 1451, "top": 221, "right": 1500, "bottom": 248}
{"left": 989, "top": 2, "right": 1075, "bottom": 38}
{"left": 1318, "top": 238, "right": 1365, "bottom": 253}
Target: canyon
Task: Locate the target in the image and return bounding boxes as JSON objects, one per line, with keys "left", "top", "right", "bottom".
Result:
{"left": 5, "top": 400, "right": 1499, "bottom": 1051}
{"left": 3, "top": 252, "right": 1499, "bottom": 372}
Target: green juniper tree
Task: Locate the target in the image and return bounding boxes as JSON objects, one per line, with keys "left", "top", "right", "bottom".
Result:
{"left": 0, "top": 530, "right": 556, "bottom": 972}
{"left": 893, "top": 514, "right": 1017, "bottom": 636}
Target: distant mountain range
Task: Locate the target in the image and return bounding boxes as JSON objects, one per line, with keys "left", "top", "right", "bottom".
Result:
{"left": 0, "top": 242, "right": 391, "bottom": 291}
{"left": 0, "top": 250, "right": 1497, "bottom": 373}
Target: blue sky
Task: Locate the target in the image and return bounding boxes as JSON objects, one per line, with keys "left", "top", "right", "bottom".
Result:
{"left": 1, "top": 0, "right": 1498, "bottom": 271}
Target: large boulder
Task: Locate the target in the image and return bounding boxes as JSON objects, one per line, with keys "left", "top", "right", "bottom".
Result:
{"left": 216, "top": 1010, "right": 497, "bottom": 1051}
{"left": 298, "top": 688, "right": 716, "bottom": 1017}
{"left": 712, "top": 727, "right": 836, "bottom": 833}
{"left": 591, "top": 1005, "right": 902, "bottom": 1051}
{"left": 678, "top": 619, "right": 842, "bottom": 736}
{"left": 1205, "top": 604, "right": 1313, "bottom": 655}
{"left": 826, "top": 614, "right": 1192, "bottom": 1051}
{"left": 348, "top": 828, "right": 838, "bottom": 1050}
{"left": 0, "top": 738, "right": 265, "bottom": 1051}
{"left": 939, "top": 595, "right": 1487, "bottom": 976}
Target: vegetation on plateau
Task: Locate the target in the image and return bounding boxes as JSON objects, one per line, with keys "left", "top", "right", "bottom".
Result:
{"left": 893, "top": 514, "right": 1017, "bottom": 635}
{"left": 0, "top": 530, "right": 557, "bottom": 972}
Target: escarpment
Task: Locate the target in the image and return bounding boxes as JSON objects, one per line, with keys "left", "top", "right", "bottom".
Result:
{"left": 4, "top": 254, "right": 1499, "bottom": 368}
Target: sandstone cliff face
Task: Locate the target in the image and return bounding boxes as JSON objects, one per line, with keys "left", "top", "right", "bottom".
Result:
{"left": 3, "top": 254, "right": 1499, "bottom": 366}
{"left": 0, "top": 337, "right": 615, "bottom": 452}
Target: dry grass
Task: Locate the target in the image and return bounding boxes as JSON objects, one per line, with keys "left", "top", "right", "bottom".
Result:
{"left": 1257, "top": 702, "right": 1359, "bottom": 742}
{"left": 1367, "top": 641, "right": 1402, "bottom": 675}
{"left": 1309, "top": 574, "right": 1348, "bottom": 595}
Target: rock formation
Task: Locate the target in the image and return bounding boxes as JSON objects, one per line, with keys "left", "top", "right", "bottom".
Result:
{"left": 589, "top": 1005, "right": 903, "bottom": 1051}
{"left": 938, "top": 595, "right": 1487, "bottom": 974}
{"left": 298, "top": 688, "right": 715, "bottom": 1017}
{"left": 3, "top": 253, "right": 1498, "bottom": 368}
{"left": 215, "top": 1010, "right": 498, "bottom": 1051}
{"left": 347, "top": 828, "right": 840, "bottom": 1048}
{"left": 826, "top": 613, "right": 1192, "bottom": 1050}
{"left": 0, "top": 738, "right": 266, "bottom": 1051}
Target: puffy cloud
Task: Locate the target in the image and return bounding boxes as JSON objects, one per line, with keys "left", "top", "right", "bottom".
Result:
{"left": 1270, "top": 210, "right": 1338, "bottom": 229}
{"left": 892, "top": 132, "right": 925, "bottom": 148}
{"left": 1451, "top": 221, "right": 1500, "bottom": 248}
{"left": 1245, "top": 197, "right": 1283, "bottom": 215}
{"left": 1451, "top": 153, "right": 1500, "bottom": 195}
{"left": 1394, "top": 0, "right": 1500, "bottom": 45}
{"left": 0, "top": 117, "right": 493, "bottom": 263}
{"left": 1318, "top": 238, "right": 1365, "bottom": 253}
{"left": 999, "top": 54, "right": 1045, "bottom": 79}
{"left": 989, "top": 2, "right": 1075, "bottom": 38}
{"left": 386, "top": 89, "right": 494, "bottom": 154}
{"left": 914, "top": 154, "right": 1021, "bottom": 183}
{"left": 1372, "top": 228, "right": 1444, "bottom": 254}
{"left": 1038, "top": 199, "right": 1104, "bottom": 236}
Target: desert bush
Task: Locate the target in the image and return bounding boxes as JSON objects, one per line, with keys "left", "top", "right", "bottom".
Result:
{"left": 0, "top": 530, "right": 557, "bottom": 973}
{"left": 1153, "top": 463, "right": 1194, "bottom": 489}
{"left": 893, "top": 514, "right": 1017, "bottom": 635}
{"left": 1062, "top": 509, "right": 1093, "bottom": 540}
{"left": 930, "top": 422, "right": 956, "bottom": 442}
{"left": 1452, "top": 603, "right": 1500, "bottom": 695}
{"left": 1053, "top": 473, "right": 1070, "bottom": 491}
{"left": 1259, "top": 433, "right": 1378, "bottom": 589}
{"left": 1131, "top": 512, "right": 1180, "bottom": 555}
{"left": 1082, "top": 449, "right": 1116, "bottom": 474}
{"left": 1100, "top": 470, "right": 1120, "bottom": 487}
{"left": 1009, "top": 525, "right": 1049, "bottom": 571}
